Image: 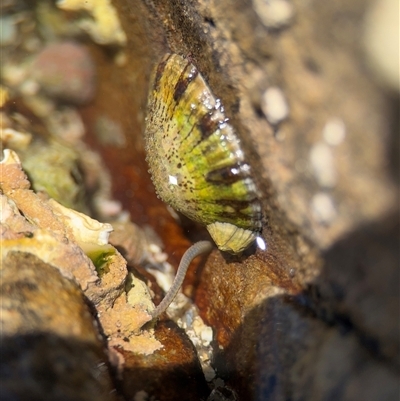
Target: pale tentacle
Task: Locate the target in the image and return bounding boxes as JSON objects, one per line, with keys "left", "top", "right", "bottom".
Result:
{"left": 151, "top": 240, "right": 213, "bottom": 319}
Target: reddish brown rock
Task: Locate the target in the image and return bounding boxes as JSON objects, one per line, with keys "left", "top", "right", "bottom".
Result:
{"left": 119, "top": 320, "right": 210, "bottom": 401}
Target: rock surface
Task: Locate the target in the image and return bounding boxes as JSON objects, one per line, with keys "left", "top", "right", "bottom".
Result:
{"left": 1, "top": 0, "right": 398, "bottom": 400}
{"left": 103, "top": 0, "right": 398, "bottom": 399}
{"left": 0, "top": 251, "right": 117, "bottom": 401}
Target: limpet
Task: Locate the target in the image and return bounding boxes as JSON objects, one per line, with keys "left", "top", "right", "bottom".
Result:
{"left": 145, "top": 54, "right": 262, "bottom": 254}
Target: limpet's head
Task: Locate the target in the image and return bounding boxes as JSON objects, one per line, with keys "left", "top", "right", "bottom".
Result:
{"left": 144, "top": 54, "right": 263, "bottom": 254}
{"left": 206, "top": 222, "right": 257, "bottom": 254}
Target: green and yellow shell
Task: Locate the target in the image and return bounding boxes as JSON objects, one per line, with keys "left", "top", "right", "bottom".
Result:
{"left": 144, "top": 54, "right": 262, "bottom": 254}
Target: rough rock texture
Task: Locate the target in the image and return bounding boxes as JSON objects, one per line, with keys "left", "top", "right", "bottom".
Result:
{"left": 1, "top": 0, "right": 398, "bottom": 400}
{"left": 83, "top": 0, "right": 396, "bottom": 400}
{"left": 119, "top": 320, "right": 210, "bottom": 401}
{"left": 0, "top": 252, "right": 117, "bottom": 401}
{"left": 0, "top": 137, "right": 208, "bottom": 400}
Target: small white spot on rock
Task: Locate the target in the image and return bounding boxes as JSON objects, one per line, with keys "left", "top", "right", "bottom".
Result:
{"left": 134, "top": 390, "right": 149, "bottom": 401}
{"left": 309, "top": 142, "right": 337, "bottom": 187}
{"left": 323, "top": 118, "right": 346, "bottom": 146}
{"left": 200, "top": 326, "right": 213, "bottom": 345}
{"left": 311, "top": 192, "right": 337, "bottom": 224}
{"left": 261, "top": 86, "right": 289, "bottom": 125}
{"left": 192, "top": 315, "right": 214, "bottom": 345}
{"left": 253, "top": 0, "right": 294, "bottom": 29}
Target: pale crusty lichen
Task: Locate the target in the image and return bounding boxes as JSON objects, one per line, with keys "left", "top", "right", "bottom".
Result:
{"left": 98, "top": 294, "right": 162, "bottom": 356}
{"left": 57, "top": 0, "right": 127, "bottom": 46}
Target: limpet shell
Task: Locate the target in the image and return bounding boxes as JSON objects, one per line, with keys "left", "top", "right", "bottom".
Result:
{"left": 144, "top": 54, "right": 262, "bottom": 254}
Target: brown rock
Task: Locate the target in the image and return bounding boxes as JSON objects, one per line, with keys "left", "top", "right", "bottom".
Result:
{"left": 105, "top": 0, "right": 398, "bottom": 399}
{"left": 119, "top": 320, "right": 210, "bottom": 401}
{"left": 9, "top": 0, "right": 395, "bottom": 400}
{"left": 0, "top": 252, "right": 117, "bottom": 401}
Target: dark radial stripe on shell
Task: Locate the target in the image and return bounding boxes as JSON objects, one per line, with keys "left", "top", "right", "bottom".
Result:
{"left": 215, "top": 196, "right": 261, "bottom": 213}
{"left": 153, "top": 54, "right": 173, "bottom": 93}
{"left": 197, "top": 111, "right": 221, "bottom": 140}
{"left": 205, "top": 163, "right": 251, "bottom": 185}
{"left": 217, "top": 209, "right": 262, "bottom": 226}
{"left": 173, "top": 63, "right": 199, "bottom": 102}
{"left": 179, "top": 124, "right": 197, "bottom": 148}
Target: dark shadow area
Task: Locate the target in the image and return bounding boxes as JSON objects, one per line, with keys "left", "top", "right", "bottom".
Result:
{"left": 117, "top": 320, "right": 210, "bottom": 401}
{"left": 0, "top": 326, "right": 210, "bottom": 401}
{"left": 387, "top": 92, "right": 399, "bottom": 183}
{"left": 0, "top": 252, "right": 209, "bottom": 401}
{"left": 212, "top": 211, "right": 399, "bottom": 400}
{"left": 0, "top": 333, "right": 115, "bottom": 401}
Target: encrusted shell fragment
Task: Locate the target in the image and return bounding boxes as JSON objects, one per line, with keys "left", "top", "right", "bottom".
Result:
{"left": 48, "top": 199, "right": 113, "bottom": 250}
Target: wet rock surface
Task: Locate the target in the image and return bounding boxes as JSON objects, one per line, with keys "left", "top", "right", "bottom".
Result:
{"left": 1, "top": 0, "right": 398, "bottom": 400}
